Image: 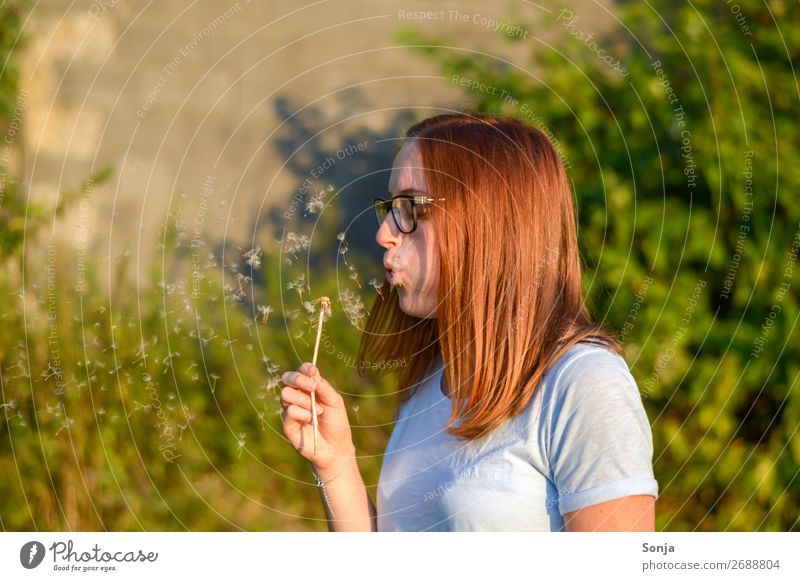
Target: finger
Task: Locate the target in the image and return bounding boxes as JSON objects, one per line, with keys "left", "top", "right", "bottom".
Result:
{"left": 281, "top": 370, "right": 317, "bottom": 393}
{"left": 302, "top": 364, "right": 343, "bottom": 407}
{"left": 285, "top": 404, "right": 322, "bottom": 424}
{"left": 280, "top": 386, "right": 313, "bottom": 410}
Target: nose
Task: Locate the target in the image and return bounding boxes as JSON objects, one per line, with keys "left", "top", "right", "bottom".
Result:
{"left": 375, "top": 213, "right": 402, "bottom": 249}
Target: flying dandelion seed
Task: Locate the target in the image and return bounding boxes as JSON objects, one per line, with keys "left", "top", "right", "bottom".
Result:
{"left": 209, "top": 373, "right": 221, "bottom": 393}
{"left": 286, "top": 274, "right": 309, "bottom": 302}
{"left": 243, "top": 246, "right": 262, "bottom": 269}
{"left": 368, "top": 278, "right": 384, "bottom": 299}
{"left": 340, "top": 288, "right": 367, "bottom": 327}
{"left": 304, "top": 190, "right": 326, "bottom": 216}
{"left": 182, "top": 405, "right": 196, "bottom": 422}
{"left": 348, "top": 264, "right": 362, "bottom": 288}
{"left": 128, "top": 400, "right": 146, "bottom": 417}
{"left": 336, "top": 232, "right": 350, "bottom": 265}
{"left": 235, "top": 273, "right": 251, "bottom": 295}
{"left": 257, "top": 304, "right": 273, "bottom": 324}
{"left": 281, "top": 231, "right": 311, "bottom": 260}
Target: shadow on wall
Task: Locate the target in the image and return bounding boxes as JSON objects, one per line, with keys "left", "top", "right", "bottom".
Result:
{"left": 265, "top": 93, "right": 420, "bottom": 268}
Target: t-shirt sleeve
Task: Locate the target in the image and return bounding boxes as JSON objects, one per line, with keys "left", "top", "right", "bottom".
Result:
{"left": 544, "top": 348, "right": 659, "bottom": 516}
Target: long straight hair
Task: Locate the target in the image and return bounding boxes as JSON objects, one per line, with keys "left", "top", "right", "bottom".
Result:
{"left": 358, "top": 112, "right": 622, "bottom": 441}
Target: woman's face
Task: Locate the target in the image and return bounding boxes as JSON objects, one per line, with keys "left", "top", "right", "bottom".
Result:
{"left": 376, "top": 140, "right": 440, "bottom": 319}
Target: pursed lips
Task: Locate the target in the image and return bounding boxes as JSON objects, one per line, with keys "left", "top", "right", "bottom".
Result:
{"left": 384, "top": 260, "right": 399, "bottom": 285}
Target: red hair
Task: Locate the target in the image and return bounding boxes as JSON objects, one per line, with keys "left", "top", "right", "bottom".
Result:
{"left": 358, "top": 112, "right": 622, "bottom": 440}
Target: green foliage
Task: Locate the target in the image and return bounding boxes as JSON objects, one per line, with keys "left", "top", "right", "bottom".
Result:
{"left": 396, "top": 0, "right": 799, "bottom": 530}
{"left": 0, "top": 1, "right": 26, "bottom": 120}
{"left": 0, "top": 188, "right": 393, "bottom": 530}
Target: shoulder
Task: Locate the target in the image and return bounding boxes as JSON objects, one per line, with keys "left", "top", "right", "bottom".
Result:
{"left": 537, "top": 343, "right": 658, "bottom": 515}
{"left": 536, "top": 341, "right": 652, "bottom": 457}
{"left": 542, "top": 342, "right": 639, "bottom": 405}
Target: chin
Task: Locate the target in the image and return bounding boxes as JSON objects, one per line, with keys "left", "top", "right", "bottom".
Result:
{"left": 400, "top": 301, "right": 436, "bottom": 320}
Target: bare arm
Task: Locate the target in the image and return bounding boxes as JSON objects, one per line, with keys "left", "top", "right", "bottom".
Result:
{"left": 564, "top": 495, "right": 655, "bottom": 531}
{"left": 312, "top": 447, "right": 377, "bottom": 532}
{"left": 281, "top": 362, "right": 378, "bottom": 532}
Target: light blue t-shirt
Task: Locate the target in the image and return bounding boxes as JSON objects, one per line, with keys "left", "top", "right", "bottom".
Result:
{"left": 376, "top": 342, "right": 658, "bottom": 531}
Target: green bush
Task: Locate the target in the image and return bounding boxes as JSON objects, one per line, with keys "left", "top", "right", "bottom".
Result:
{"left": 0, "top": 184, "right": 394, "bottom": 530}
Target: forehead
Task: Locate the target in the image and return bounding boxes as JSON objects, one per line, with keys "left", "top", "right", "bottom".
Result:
{"left": 388, "top": 140, "right": 426, "bottom": 194}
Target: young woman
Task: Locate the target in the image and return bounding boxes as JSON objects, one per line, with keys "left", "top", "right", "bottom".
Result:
{"left": 280, "top": 112, "right": 658, "bottom": 532}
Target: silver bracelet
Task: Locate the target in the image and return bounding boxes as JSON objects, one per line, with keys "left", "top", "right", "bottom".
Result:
{"left": 311, "top": 458, "right": 352, "bottom": 521}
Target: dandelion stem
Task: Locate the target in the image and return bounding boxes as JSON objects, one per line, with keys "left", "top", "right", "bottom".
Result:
{"left": 310, "top": 296, "right": 331, "bottom": 456}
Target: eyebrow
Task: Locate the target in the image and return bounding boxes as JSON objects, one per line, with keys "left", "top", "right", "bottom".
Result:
{"left": 388, "top": 188, "right": 427, "bottom": 198}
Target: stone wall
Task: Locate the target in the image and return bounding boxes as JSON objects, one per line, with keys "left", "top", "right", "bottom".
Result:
{"left": 17, "top": 0, "right": 613, "bottom": 266}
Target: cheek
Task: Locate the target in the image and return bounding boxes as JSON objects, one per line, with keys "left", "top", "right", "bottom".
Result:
{"left": 421, "top": 240, "right": 439, "bottom": 291}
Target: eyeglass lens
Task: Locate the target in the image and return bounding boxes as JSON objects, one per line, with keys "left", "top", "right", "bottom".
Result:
{"left": 375, "top": 198, "right": 415, "bottom": 233}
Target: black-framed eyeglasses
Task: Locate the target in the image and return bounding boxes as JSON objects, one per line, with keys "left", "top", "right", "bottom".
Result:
{"left": 373, "top": 194, "right": 445, "bottom": 234}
